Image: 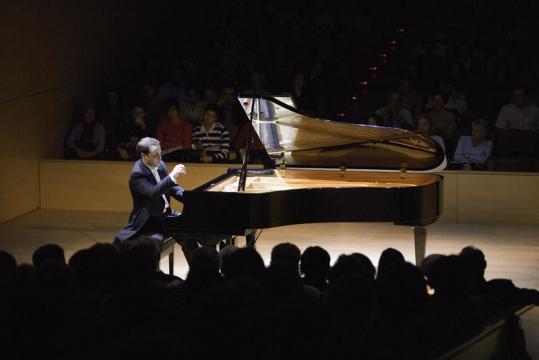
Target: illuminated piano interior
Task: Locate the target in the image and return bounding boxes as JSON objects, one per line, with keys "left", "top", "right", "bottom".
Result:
{"left": 208, "top": 169, "right": 440, "bottom": 193}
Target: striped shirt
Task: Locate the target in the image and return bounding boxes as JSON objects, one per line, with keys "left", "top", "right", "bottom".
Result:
{"left": 192, "top": 121, "right": 230, "bottom": 160}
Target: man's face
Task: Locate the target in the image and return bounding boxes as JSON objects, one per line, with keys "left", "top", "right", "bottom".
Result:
{"left": 471, "top": 125, "right": 485, "bottom": 144}
{"left": 166, "top": 106, "right": 179, "bottom": 120}
{"left": 108, "top": 91, "right": 119, "bottom": 107}
{"left": 83, "top": 108, "right": 96, "bottom": 124}
{"left": 512, "top": 89, "right": 526, "bottom": 107}
{"left": 390, "top": 94, "right": 402, "bottom": 109}
{"left": 204, "top": 110, "right": 218, "bottom": 126}
{"left": 432, "top": 95, "right": 445, "bottom": 111}
{"left": 222, "top": 87, "right": 236, "bottom": 105}
{"left": 417, "top": 117, "right": 430, "bottom": 136}
{"left": 132, "top": 107, "right": 145, "bottom": 121}
{"left": 143, "top": 85, "right": 155, "bottom": 100}
{"left": 142, "top": 145, "right": 162, "bottom": 168}
{"left": 186, "top": 89, "right": 199, "bottom": 104}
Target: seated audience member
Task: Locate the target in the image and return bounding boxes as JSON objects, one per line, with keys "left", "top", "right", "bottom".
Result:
{"left": 32, "top": 244, "right": 66, "bottom": 266}
{"left": 459, "top": 246, "right": 539, "bottom": 309}
{"left": 217, "top": 85, "right": 264, "bottom": 161}
{"left": 270, "top": 242, "right": 301, "bottom": 268}
{"left": 329, "top": 253, "right": 374, "bottom": 283}
{"left": 495, "top": 86, "right": 539, "bottom": 131}
{"left": 443, "top": 82, "right": 468, "bottom": 115}
{"left": 180, "top": 87, "right": 206, "bottom": 125}
{"left": 300, "top": 246, "right": 330, "bottom": 293}
{"left": 427, "top": 92, "right": 457, "bottom": 144}
{"left": 290, "top": 72, "right": 313, "bottom": 114}
{"left": 426, "top": 83, "right": 468, "bottom": 115}
{"left": 65, "top": 106, "right": 106, "bottom": 159}
{"left": 100, "top": 89, "right": 128, "bottom": 157}
{"left": 375, "top": 262, "right": 430, "bottom": 358}
{"left": 366, "top": 113, "right": 383, "bottom": 126}
{"left": 192, "top": 104, "right": 230, "bottom": 162}
{"left": 117, "top": 105, "right": 154, "bottom": 160}
{"left": 220, "top": 246, "right": 266, "bottom": 283}
{"left": 376, "top": 247, "right": 405, "bottom": 278}
{"left": 157, "top": 66, "right": 186, "bottom": 104}
{"left": 415, "top": 113, "right": 446, "bottom": 152}
{"left": 0, "top": 250, "right": 17, "bottom": 282}
{"left": 426, "top": 255, "right": 487, "bottom": 338}
{"left": 375, "top": 92, "right": 415, "bottom": 129}
{"left": 155, "top": 98, "right": 192, "bottom": 151}
{"left": 141, "top": 82, "right": 164, "bottom": 129}
{"left": 453, "top": 119, "right": 493, "bottom": 170}
{"left": 399, "top": 77, "right": 423, "bottom": 119}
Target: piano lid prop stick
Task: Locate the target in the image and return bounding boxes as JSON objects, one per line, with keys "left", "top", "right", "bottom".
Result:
{"left": 237, "top": 94, "right": 257, "bottom": 192}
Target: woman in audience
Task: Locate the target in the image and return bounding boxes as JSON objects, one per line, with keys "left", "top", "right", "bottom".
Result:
{"left": 415, "top": 113, "right": 446, "bottom": 152}
{"left": 453, "top": 118, "right": 493, "bottom": 170}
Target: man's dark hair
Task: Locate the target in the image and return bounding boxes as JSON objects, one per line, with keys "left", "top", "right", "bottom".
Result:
{"left": 136, "top": 137, "right": 160, "bottom": 155}
{"left": 0, "top": 250, "right": 17, "bottom": 279}
{"left": 222, "top": 246, "right": 266, "bottom": 282}
{"left": 164, "top": 97, "right": 180, "bottom": 111}
{"left": 512, "top": 85, "right": 528, "bottom": 95}
{"left": 300, "top": 246, "right": 330, "bottom": 277}
{"left": 204, "top": 103, "right": 221, "bottom": 117}
{"left": 432, "top": 91, "right": 448, "bottom": 103}
{"left": 377, "top": 247, "right": 405, "bottom": 277}
{"left": 32, "top": 244, "right": 66, "bottom": 266}
{"left": 270, "top": 242, "right": 301, "bottom": 266}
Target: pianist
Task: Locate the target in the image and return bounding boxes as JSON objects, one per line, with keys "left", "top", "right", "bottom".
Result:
{"left": 113, "top": 137, "right": 185, "bottom": 249}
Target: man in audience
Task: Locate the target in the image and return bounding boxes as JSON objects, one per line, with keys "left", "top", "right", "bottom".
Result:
{"left": 399, "top": 78, "right": 423, "bottom": 119}
{"left": 141, "top": 82, "right": 164, "bottom": 129}
{"left": 155, "top": 98, "right": 192, "bottom": 151}
{"left": 65, "top": 106, "right": 106, "bottom": 159}
{"left": 428, "top": 92, "right": 457, "bottom": 145}
{"left": 157, "top": 66, "right": 186, "bottom": 104}
{"left": 300, "top": 246, "right": 330, "bottom": 293}
{"left": 495, "top": 87, "right": 539, "bottom": 131}
{"left": 32, "top": 244, "right": 66, "bottom": 266}
{"left": 459, "top": 246, "right": 539, "bottom": 308}
{"left": 192, "top": 104, "right": 230, "bottom": 162}
{"left": 375, "top": 92, "right": 415, "bottom": 130}
{"left": 117, "top": 105, "right": 154, "bottom": 160}
{"left": 453, "top": 119, "right": 493, "bottom": 170}
{"left": 180, "top": 87, "right": 206, "bottom": 125}
{"left": 113, "top": 137, "right": 186, "bottom": 250}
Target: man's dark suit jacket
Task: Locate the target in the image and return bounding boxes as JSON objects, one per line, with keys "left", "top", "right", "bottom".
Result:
{"left": 114, "top": 160, "right": 184, "bottom": 245}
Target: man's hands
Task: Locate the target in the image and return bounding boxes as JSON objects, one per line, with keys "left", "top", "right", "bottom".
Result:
{"left": 170, "top": 164, "right": 186, "bottom": 179}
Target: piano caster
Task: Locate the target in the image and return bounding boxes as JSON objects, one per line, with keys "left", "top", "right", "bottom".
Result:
{"left": 413, "top": 226, "right": 427, "bottom": 266}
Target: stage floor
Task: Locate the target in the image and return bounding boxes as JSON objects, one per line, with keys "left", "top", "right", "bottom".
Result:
{"left": 1, "top": 209, "right": 538, "bottom": 356}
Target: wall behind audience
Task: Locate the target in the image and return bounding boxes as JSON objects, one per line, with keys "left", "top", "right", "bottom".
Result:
{"left": 0, "top": 1, "right": 193, "bottom": 223}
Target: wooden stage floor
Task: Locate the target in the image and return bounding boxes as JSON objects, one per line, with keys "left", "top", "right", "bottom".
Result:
{"left": 1, "top": 209, "right": 538, "bottom": 356}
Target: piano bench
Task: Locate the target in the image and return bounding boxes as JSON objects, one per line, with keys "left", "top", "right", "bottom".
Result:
{"left": 159, "top": 237, "right": 176, "bottom": 275}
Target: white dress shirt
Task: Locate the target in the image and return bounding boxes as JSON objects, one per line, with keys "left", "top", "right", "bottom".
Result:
{"left": 144, "top": 163, "right": 176, "bottom": 212}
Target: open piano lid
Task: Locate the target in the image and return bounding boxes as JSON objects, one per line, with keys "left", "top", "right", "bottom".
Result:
{"left": 238, "top": 94, "right": 446, "bottom": 171}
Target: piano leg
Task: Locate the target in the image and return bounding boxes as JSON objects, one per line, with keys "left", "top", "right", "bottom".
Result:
{"left": 413, "top": 226, "right": 427, "bottom": 266}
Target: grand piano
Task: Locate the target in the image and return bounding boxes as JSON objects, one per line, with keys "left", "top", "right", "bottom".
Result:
{"left": 163, "top": 95, "right": 446, "bottom": 264}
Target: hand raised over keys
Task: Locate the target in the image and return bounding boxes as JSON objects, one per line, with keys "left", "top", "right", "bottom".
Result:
{"left": 170, "top": 164, "right": 186, "bottom": 178}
